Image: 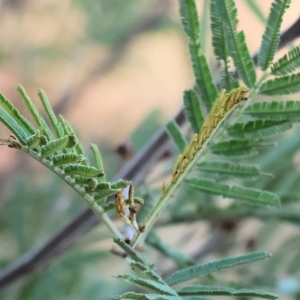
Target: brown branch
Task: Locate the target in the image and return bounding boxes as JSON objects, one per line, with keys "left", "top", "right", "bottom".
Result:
{"left": 0, "top": 15, "right": 300, "bottom": 290}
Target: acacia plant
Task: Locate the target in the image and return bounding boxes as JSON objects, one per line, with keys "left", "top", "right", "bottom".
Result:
{"left": 1, "top": 0, "right": 300, "bottom": 299}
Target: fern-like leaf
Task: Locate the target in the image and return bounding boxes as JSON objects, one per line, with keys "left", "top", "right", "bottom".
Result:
{"left": 210, "top": 139, "right": 271, "bottom": 157}
{"left": 183, "top": 89, "right": 204, "bottom": 133}
{"left": 166, "top": 120, "right": 187, "bottom": 153}
{"left": 271, "top": 45, "right": 300, "bottom": 76}
{"left": 218, "top": 0, "right": 256, "bottom": 87}
{"left": 0, "top": 108, "right": 30, "bottom": 145}
{"left": 185, "top": 178, "right": 280, "bottom": 206}
{"left": 258, "top": 0, "right": 291, "bottom": 71}
{"left": 0, "top": 93, "right": 36, "bottom": 136}
{"left": 166, "top": 251, "right": 271, "bottom": 286}
{"left": 178, "top": 285, "right": 278, "bottom": 299}
{"left": 179, "top": 0, "right": 218, "bottom": 111}
{"left": 227, "top": 120, "right": 293, "bottom": 139}
{"left": 245, "top": 100, "right": 300, "bottom": 120}
{"left": 115, "top": 274, "right": 178, "bottom": 296}
{"left": 259, "top": 72, "right": 300, "bottom": 95}
{"left": 197, "top": 161, "right": 266, "bottom": 178}
{"left": 38, "top": 89, "right": 64, "bottom": 138}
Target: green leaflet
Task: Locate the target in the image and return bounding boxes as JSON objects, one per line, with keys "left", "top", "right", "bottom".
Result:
{"left": 118, "top": 292, "right": 182, "bottom": 300}
{"left": 210, "top": 0, "right": 234, "bottom": 90}
{"left": 17, "top": 85, "right": 53, "bottom": 140}
{"left": 0, "top": 92, "right": 36, "bottom": 136}
{"left": 115, "top": 274, "right": 178, "bottom": 296}
{"left": 111, "top": 180, "right": 131, "bottom": 190}
{"left": 126, "top": 258, "right": 164, "bottom": 283}
{"left": 178, "top": 285, "right": 278, "bottom": 299}
{"left": 259, "top": 73, "right": 300, "bottom": 95}
{"left": 258, "top": 0, "right": 291, "bottom": 71}
{"left": 271, "top": 45, "right": 300, "bottom": 76}
{"left": 90, "top": 143, "right": 104, "bottom": 170}
{"left": 25, "top": 130, "right": 48, "bottom": 149}
{"left": 166, "top": 120, "right": 187, "bottom": 153}
{"left": 217, "top": 0, "right": 256, "bottom": 87}
{"left": 245, "top": 100, "right": 300, "bottom": 120}
{"left": 0, "top": 108, "right": 29, "bottom": 145}
{"left": 197, "top": 160, "right": 264, "bottom": 178}
{"left": 227, "top": 120, "right": 293, "bottom": 139}
{"left": 63, "top": 164, "right": 104, "bottom": 177}
{"left": 185, "top": 178, "right": 280, "bottom": 206}
{"left": 38, "top": 89, "right": 64, "bottom": 138}
{"left": 179, "top": 0, "right": 218, "bottom": 111}
{"left": 166, "top": 251, "right": 271, "bottom": 286}
{"left": 40, "top": 135, "right": 77, "bottom": 158}
{"left": 210, "top": 139, "right": 271, "bottom": 157}
{"left": 58, "top": 115, "right": 86, "bottom": 159}
{"left": 183, "top": 90, "right": 204, "bottom": 133}
{"left": 52, "top": 153, "right": 85, "bottom": 166}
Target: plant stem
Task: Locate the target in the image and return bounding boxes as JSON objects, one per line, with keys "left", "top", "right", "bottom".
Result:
{"left": 24, "top": 148, "right": 124, "bottom": 240}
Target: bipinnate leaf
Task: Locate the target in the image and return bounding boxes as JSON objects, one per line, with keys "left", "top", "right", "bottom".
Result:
{"left": 183, "top": 90, "right": 204, "bottom": 133}
{"left": 210, "top": 139, "right": 270, "bottom": 157}
{"left": 179, "top": 0, "right": 218, "bottom": 111}
{"left": 197, "top": 161, "right": 265, "bottom": 178}
{"left": 178, "top": 285, "right": 278, "bottom": 299}
{"left": 258, "top": 0, "right": 291, "bottom": 71}
{"left": 218, "top": 0, "right": 256, "bottom": 87}
{"left": 115, "top": 274, "right": 178, "bottom": 296}
{"left": 245, "top": 100, "right": 300, "bottom": 120}
{"left": 166, "top": 251, "right": 271, "bottom": 286}
{"left": 38, "top": 89, "right": 64, "bottom": 138}
{"left": 185, "top": 178, "right": 280, "bottom": 206}
{"left": 118, "top": 292, "right": 182, "bottom": 300}
{"left": 40, "top": 135, "right": 77, "bottom": 158}
{"left": 271, "top": 45, "right": 300, "bottom": 76}
{"left": 0, "top": 108, "right": 29, "bottom": 145}
{"left": 166, "top": 120, "right": 187, "bottom": 153}
{"left": 259, "top": 73, "right": 300, "bottom": 95}
{"left": 227, "top": 120, "right": 293, "bottom": 139}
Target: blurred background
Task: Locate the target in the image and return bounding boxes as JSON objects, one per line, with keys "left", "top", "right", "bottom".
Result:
{"left": 0, "top": 0, "right": 300, "bottom": 299}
